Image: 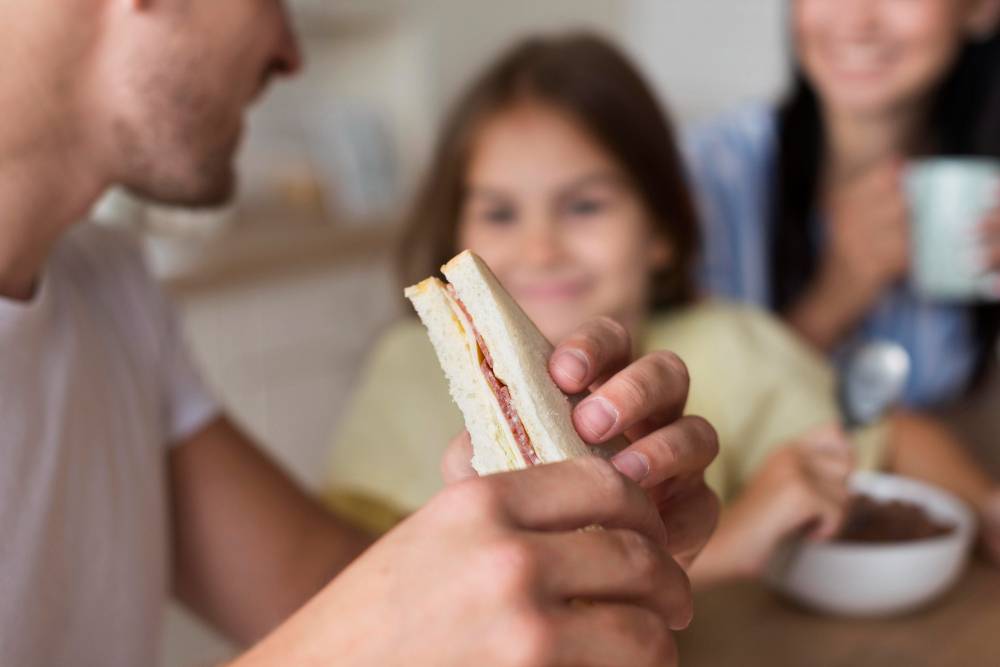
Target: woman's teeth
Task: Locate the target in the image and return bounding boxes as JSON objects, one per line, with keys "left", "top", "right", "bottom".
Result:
{"left": 829, "top": 44, "right": 891, "bottom": 72}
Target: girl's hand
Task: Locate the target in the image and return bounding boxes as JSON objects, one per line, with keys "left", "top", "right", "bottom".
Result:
{"left": 689, "top": 425, "right": 855, "bottom": 585}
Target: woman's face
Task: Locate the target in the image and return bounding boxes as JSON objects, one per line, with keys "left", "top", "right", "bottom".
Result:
{"left": 457, "top": 102, "right": 670, "bottom": 345}
{"left": 793, "top": 0, "right": 995, "bottom": 116}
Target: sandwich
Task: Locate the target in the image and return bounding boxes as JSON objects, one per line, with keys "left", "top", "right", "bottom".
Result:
{"left": 405, "top": 250, "right": 593, "bottom": 475}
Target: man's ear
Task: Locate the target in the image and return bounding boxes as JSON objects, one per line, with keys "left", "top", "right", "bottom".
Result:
{"left": 966, "top": 0, "right": 1000, "bottom": 40}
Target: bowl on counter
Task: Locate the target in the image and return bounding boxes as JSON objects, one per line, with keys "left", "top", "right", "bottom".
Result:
{"left": 765, "top": 471, "right": 977, "bottom": 617}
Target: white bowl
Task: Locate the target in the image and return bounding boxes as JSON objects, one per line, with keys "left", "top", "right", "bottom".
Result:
{"left": 765, "top": 471, "right": 977, "bottom": 617}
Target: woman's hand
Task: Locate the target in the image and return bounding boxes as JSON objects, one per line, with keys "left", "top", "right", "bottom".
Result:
{"left": 688, "top": 425, "right": 854, "bottom": 587}
{"left": 789, "top": 159, "right": 910, "bottom": 350}
{"left": 977, "top": 199, "right": 1000, "bottom": 296}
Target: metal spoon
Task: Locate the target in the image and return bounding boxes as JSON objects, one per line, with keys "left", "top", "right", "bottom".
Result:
{"left": 766, "top": 341, "right": 912, "bottom": 585}
{"left": 838, "top": 340, "right": 912, "bottom": 429}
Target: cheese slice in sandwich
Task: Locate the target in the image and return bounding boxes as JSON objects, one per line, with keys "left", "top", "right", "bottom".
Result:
{"left": 405, "top": 250, "right": 592, "bottom": 475}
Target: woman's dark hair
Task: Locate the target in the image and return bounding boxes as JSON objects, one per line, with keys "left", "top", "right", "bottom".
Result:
{"left": 773, "top": 31, "right": 1000, "bottom": 387}
{"left": 398, "top": 33, "right": 700, "bottom": 312}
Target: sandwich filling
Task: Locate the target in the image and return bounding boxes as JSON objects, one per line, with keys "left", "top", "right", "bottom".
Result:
{"left": 446, "top": 285, "right": 542, "bottom": 467}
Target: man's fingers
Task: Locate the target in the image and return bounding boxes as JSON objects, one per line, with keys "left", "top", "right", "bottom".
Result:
{"left": 609, "top": 416, "right": 719, "bottom": 488}
{"left": 651, "top": 476, "right": 720, "bottom": 567}
{"left": 482, "top": 457, "right": 668, "bottom": 549}
{"left": 549, "top": 316, "right": 632, "bottom": 395}
{"left": 441, "top": 431, "right": 477, "bottom": 484}
{"left": 548, "top": 603, "right": 679, "bottom": 666}
{"left": 572, "top": 351, "right": 690, "bottom": 444}
{"left": 528, "top": 529, "right": 691, "bottom": 627}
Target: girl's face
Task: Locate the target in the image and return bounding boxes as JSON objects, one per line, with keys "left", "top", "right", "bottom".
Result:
{"left": 793, "top": 0, "right": 997, "bottom": 116}
{"left": 457, "top": 102, "right": 670, "bottom": 345}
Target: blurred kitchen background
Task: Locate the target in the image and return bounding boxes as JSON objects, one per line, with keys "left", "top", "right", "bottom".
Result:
{"left": 86, "top": 1, "right": 915, "bottom": 664}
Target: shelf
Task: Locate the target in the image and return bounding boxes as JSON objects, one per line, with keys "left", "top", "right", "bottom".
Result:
{"left": 149, "top": 217, "right": 400, "bottom": 294}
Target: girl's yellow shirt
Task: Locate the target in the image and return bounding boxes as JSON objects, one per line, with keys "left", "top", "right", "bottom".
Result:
{"left": 324, "top": 301, "right": 886, "bottom": 534}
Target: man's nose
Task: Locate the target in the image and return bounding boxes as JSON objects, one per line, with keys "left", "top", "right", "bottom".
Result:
{"left": 273, "top": 6, "right": 304, "bottom": 76}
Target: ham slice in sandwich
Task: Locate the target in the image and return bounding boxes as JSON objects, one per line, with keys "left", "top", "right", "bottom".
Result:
{"left": 405, "top": 250, "right": 593, "bottom": 474}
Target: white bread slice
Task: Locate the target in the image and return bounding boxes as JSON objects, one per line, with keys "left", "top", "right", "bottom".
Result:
{"left": 405, "top": 276, "right": 525, "bottom": 474}
{"left": 404, "top": 251, "right": 592, "bottom": 475}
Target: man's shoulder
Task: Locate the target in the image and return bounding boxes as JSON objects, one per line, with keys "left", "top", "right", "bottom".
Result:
{"left": 52, "top": 222, "right": 170, "bottom": 344}
{"left": 60, "top": 221, "right": 143, "bottom": 262}
{"left": 54, "top": 222, "right": 148, "bottom": 285}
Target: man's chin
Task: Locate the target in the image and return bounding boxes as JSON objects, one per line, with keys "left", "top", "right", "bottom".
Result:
{"left": 125, "top": 169, "right": 238, "bottom": 210}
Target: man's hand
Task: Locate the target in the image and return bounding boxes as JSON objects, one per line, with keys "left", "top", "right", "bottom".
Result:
{"left": 236, "top": 316, "right": 717, "bottom": 667}
{"left": 237, "top": 457, "right": 688, "bottom": 667}
{"left": 443, "top": 316, "right": 721, "bottom": 568}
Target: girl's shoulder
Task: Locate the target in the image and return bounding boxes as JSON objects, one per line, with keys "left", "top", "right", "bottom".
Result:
{"left": 642, "top": 300, "right": 831, "bottom": 384}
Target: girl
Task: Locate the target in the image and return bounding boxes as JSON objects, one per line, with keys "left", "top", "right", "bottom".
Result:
{"left": 686, "top": 0, "right": 1000, "bottom": 408}
{"left": 326, "top": 34, "right": 1000, "bottom": 586}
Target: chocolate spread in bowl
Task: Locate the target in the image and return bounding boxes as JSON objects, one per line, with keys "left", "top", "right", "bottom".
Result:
{"left": 836, "top": 494, "right": 955, "bottom": 543}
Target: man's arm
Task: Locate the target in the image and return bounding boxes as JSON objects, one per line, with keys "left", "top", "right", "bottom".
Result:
{"left": 169, "top": 415, "right": 373, "bottom": 645}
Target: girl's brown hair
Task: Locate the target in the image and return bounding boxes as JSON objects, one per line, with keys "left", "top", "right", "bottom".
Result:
{"left": 398, "top": 32, "right": 700, "bottom": 311}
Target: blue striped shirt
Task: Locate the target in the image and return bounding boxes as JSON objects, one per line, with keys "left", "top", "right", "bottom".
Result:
{"left": 682, "top": 104, "right": 977, "bottom": 407}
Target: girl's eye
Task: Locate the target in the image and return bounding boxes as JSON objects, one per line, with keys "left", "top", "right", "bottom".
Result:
{"left": 566, "top": 198, "right": 607, "bottom": 217}
{"left": 482, "top": 206, "right": 516, "bottom": 225}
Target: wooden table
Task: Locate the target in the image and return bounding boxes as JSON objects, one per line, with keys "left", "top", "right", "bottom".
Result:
{"left": 678, "top": 562, "right": 1000, "bottom": 666}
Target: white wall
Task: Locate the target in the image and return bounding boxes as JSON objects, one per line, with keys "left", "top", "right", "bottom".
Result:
{"left": 625, "top": 0, "right": 789, "bottom": 123}
{"left": 411, "top": 0, "right": 627, "bottom": 114}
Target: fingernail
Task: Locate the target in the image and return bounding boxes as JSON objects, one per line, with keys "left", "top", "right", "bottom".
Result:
{"left": 552, "top": 349, "right": 590, "bottom": 386}
{"left": 671, "top": 602, "right": 695, "bottom": 631}
{"left": 576, "top": 396, "right": 618, "bottom": 441}
{"left": 612, "top": 451, "right": 650, "bottom": 482}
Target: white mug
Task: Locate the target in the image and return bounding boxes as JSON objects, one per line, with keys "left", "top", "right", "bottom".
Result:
{"left": 905, "top": 158, "right": 1000, "bottom": 301}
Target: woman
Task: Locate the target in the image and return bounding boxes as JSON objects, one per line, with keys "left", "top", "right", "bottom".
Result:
{"left": 686, "top": 0, "right": 1000, "bottom": 407}
{"left": 326, "top": 34, "right": 1000, "bottom": 586}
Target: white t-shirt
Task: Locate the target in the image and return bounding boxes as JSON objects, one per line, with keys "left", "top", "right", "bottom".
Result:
{"left": 0, "top": 223, "right": 218, "bottom": 666}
